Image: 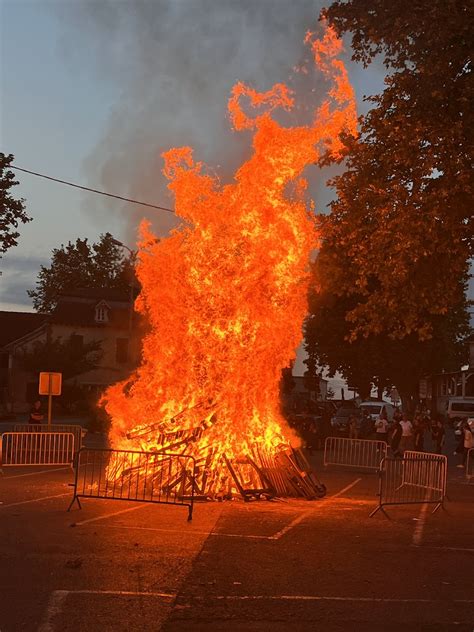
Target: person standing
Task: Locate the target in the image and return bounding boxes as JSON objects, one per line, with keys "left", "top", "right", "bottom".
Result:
{"left": 390, "top": 418, "right": 403, "bottom": 458}
{"left": 431, "top": 418, "right": 445, "bottom": 455}
{"left": 413, "top": 414, "right": 426, "bottom": 452}
{"left": 399, "top": 414, "right": 413, "bottom": 454}
{"left": 29, "top": 400, "right": 44, "bottom": 424}
{"left": 374, "top": 411, "right": 389, "bottom": 443}
{"left": 348, "top": 414, "right": 358, "bottom": 439}
{"left": 457, "top": 421, "right": 474, "bottom": 468}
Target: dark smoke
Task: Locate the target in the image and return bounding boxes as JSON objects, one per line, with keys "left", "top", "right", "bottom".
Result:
{"left": 55, "top": 0, "right": 363, "bottom": 241}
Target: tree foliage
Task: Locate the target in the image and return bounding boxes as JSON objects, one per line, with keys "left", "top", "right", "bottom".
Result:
{"left": 0, "top": 153, "right": 31, "bottom": 255}
{"left": 305, "top": 0, "right": 472, "bottom": 408}
{"left": 305, "top": 274, "right": 468, "bottom": 407}
{"left": 316, "top": 0, "right": 473, "bottom": 339}
{"left": 28, "top": 232, "right": 135, "bottom": 313}
{"left": 19, "top": 335, "right": 102, "bottom": 379}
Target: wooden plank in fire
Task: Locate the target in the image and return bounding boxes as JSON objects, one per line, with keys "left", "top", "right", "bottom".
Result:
{"left": 274, "top": 449, "right": 325, "bottom": 499}
{"left": 126, "top": 400, "right": 216, "bottom": 441}
{"left": 223, "top": 455, "right": 274, "bottom": 502}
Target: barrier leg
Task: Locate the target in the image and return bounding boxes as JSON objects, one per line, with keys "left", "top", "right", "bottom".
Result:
{"left": 369, "top": 503, "right": 382, "bottom": 517}
{"left": 67, "top": 495, "right": 82, "bottom": 512}
{"left": 187, "top": 504, "right": 193, "bottom": 522}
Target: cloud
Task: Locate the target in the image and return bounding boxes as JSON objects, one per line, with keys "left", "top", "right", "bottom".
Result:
{"left": 0, "top": 253, "right": 47, "bottom": 309}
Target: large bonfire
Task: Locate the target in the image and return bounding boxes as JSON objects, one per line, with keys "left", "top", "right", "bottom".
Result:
{"left": 102, "top": 25, "right": 356, "bottom": 499}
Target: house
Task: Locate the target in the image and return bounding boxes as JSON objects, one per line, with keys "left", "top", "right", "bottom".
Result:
{"left": 0, "top": 288, "right": 141, "bottom": 414}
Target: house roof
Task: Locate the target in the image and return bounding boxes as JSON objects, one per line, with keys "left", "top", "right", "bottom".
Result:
{"left": 59, "top": 287, "right": 132, "bottom": 302}
{"left": 0, "top": 311, "right": 48, "bottom": 347}
{"left": 50, "top": 300, "right": 131, "bottom": 329}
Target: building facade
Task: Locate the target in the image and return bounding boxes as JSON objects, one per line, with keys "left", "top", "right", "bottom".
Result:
{"left": 0, "top": 288, "right": 140, "bottom": 414}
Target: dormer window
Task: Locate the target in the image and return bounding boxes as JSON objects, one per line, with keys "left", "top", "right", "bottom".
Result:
{"left": 94, "top": 301, "right": 110, "bottom": 323}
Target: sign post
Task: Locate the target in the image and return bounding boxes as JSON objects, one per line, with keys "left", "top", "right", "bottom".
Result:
{"left": 39, "top": 372, "right": 62, "bottom": 426}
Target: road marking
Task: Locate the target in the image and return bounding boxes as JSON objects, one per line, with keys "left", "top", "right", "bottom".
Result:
{"left": 413, "top": 546, "right": 474, "bottom": 553}
{"left": 412, "top": 505, "right": 428, "bottom": 545}
{"left": 82, "top": 522, "right": 272, "bottom": 540}
{"left": 329, "top": 478, "right": 362, "bottom": 498}
{"left": 72, "top": 503, "right": 150, "bottom": 526}
{"left": 412, "top": 496, "right": 430, "bottom": 546}
{"left": 38, "top": 590, "right": 69, "bottom": 632}
{"left": 2, "top": 467, "right": 71, "bottom": 479}
{"left": 270, "top": 510, "right": 313, "bottom": 540}
{"left": 270, "top": 478, "right": 362, "bottom": 540}
{"left": 74, "top": 478, "right": 363, "bottom": 539}
{"left": 182, "top": 595, "right": 474, "bottom": 604}
{"left": 0, "top": 492, "right": 70, "bottom": 508}
{"left": 38, "top": 589, "right": 176, "bottom": 632}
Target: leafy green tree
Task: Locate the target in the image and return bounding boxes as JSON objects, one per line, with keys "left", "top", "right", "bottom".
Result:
{"left": 0, "top": 153, "right": 31, "bottom": 255}
{"left": 28, "top": 232, "right": 135, "bottom": 312}
{"left": 318, "top": 0, "right": 473, "bottom": 340}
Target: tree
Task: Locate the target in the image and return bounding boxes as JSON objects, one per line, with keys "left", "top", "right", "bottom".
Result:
{"left": 305, "top": 1, "right": 472, "bottom": 409}
{"left": 305, "top": 273, "right": 468, "bottom": 410}
{"left": 317, "top": 0, "right": 473, "bottom": 340}
{"left": 28, "top": 232, "right": 135, "bottom": 312}
{"left": 0, "top": 153, "right": 31, "bottom": 255}
{"left": 19, "top": 335, "right": 102, "bottom": 379}
{"left": 19, "top": 334, "right": 103, "bottom": 412}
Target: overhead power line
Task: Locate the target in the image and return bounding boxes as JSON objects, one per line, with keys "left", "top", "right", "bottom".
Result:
{"left": 10, "top": 165, "right": 175, "bottom": 214}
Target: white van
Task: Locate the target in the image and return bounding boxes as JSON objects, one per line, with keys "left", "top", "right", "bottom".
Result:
{"left": 447, "top": 398, "right": 474, "bottom": 421}
{"left": 360, "top": 401, "right": 395, "bottom": 422}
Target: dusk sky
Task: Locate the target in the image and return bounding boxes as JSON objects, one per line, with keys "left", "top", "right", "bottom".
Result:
{"left": 1, "top": 1, "right": 471, "bottom": 346}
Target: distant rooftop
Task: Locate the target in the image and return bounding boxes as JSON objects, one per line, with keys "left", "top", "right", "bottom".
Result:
{"left": 0, "top": 311, "right": 47, "bottom": 347}
{"left": 59, "top": 287, "right": 132, "bottom": 302}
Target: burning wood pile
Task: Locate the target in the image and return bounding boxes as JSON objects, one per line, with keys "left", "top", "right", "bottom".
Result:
{"left": 112, "top": 403, "right": 326, "bottom": 501}
{"left": 101, "top": 25, "right": 356, "bottom": 501}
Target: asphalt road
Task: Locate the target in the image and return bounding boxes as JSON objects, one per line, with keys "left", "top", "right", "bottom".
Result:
{"left": 0, "top": 446, "right": 473, "bottom": 632}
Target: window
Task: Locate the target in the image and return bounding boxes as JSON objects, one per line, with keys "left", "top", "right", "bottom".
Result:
{"left": 116, "top": 338, "right": 129, "bottom": 364}
{"left": 95, "top": 304, "right": 109, "bottom": 323}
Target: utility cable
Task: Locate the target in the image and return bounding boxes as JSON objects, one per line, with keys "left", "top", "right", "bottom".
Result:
{"left": 10, "top": 165, "right": 175, "bottom": 214}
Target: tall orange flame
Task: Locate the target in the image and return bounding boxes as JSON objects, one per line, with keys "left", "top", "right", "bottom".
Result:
{"left": 102, "top": 25, "right": 356, "bottom": 490}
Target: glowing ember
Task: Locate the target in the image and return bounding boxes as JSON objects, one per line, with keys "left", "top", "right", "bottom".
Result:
{"left": 101, "top": 25, "right": 356, "bottom": 498}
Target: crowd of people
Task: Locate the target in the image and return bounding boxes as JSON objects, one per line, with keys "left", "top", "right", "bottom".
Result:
{"left": 293, "top": 403, "right": 473, "bottom": 468}
{"left": 352, "top": 407, "right": 473, "bottom": 467}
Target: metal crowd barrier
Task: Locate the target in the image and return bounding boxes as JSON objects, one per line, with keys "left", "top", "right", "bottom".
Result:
{"left": 14, "top": 424, "right": 84, "bottom": 455}
{"left": 467, "top": 448, "right": 474, "bottom": 483}
{"left": 68, "top": 448, "right": 196, "bottom": 521}
{"left": 370, "top": 451, "right": 447, "bottom": 517}
{"left": 324, "top": 436, "right": 388, "bottom": 471}
{"left": 0, "top": 432, "right": 75, "bottom": 470}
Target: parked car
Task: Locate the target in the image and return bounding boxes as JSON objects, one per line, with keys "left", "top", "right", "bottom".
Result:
{"left": 447, "top": 398, "right": 474, "bottom": 423}
{"left": 359, "top": 401, "right": 395, "bottom": 423}
{"left": 330, "top": 407, "right": 364, "bottom": 436}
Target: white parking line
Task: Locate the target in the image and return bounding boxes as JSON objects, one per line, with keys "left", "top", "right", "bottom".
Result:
{"left": 73, "top": 478, "right": 363, "bottom": 539}
{"left": 80, "top": 522, "right": 274, "bottom": 540}
{"left": 195, "top": 594, "right": 474, "bottom": 603}
{"left": 38, "top": 589, "right": 176, "bottom": 632}
{"left": 329, "top": 478, "right": 362, "bottom": 499}
{"left": 271, "top": 478, "right": 362, "bottom": 540}
{"left": 2, "top": 467, "right": 71, "bottom": 479}
{"left": 72, "top": 503, "right": 150, "bottom": 526}
{"left": 412, "top": 502, "right": 429, "bottom": 545}
{"left": 0, "top": 492, "right": 71, "bottom": 508}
